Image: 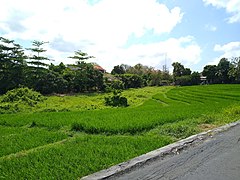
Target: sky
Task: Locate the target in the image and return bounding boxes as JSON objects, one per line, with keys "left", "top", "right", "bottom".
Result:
{"left": 0, "top": 0, "right": 240, "bottom": 72}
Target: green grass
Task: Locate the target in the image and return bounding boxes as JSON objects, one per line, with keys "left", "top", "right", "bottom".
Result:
{"left": 0, "top": 126, "right": 68, "bottom": 157}
{"left": 1, "top": 85, "right": 240, "bottom": 179}
{"left": 0, "top": 134, "right": 172, "bottom": 179}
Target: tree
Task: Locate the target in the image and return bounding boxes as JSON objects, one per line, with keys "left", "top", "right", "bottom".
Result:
{"left": 175, "top": 75, "right": 192, "bottom": 86}
{"left": 216, "top": 58, "right": 231, "bottom": 83}
{"left": 228, "top": 57, "right": 240, "bottom": 83}
{"left": 183, "top": 68, "right": 191, "bottom": 76}
{"left": 120, "top": 74, "right": 143, "bottom": 89}
{"left": 26, "top": 40, "right": 50, "bottom": 67}
{"left": 172, "top": 62, "right": 184, "bottom": 77}
{"left": 0, "top": 37, "right": 27, "bottom": 94}
{"left": 172, "top": 62, "right": 192, "bottom": 77}
{"left": 190, "top": 72, "right": 201, "bottom": 85}
{"left": 172, "top": 62, "right": 192, "bottom": 85}
{"left": 202, "top": 65, "right": 218, "bottom": 84}
{"left": 33, "top": 69, "right": 68, "bottom": 94}
{"left": 68, "top": 50, "right": 95, "bottom": 63}
{"left": 111, "top": 65, "right": 125, "bottom": 75}
{"left": 25, "top": 40, "right": 51, "bottom": 90}
{"left": 149, "top": 70, "right": 162, "bottom": 86}
{"left": 68, "top": 50, "right": 104, "bottom": 92}
{"left": 49, "top": 62, "right": 66, "bottom": 74}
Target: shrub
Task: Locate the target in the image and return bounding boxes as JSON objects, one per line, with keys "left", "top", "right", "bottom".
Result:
{"left": 105, "top": 90, "right": 128, "bottom": 107}
{"left": 111, "top": 80, "right": 125, "bottom": 90}
{"left": 1, "top": 87, "right": 45, "bottom": 106}
{"left": 0, "top": 103, "right": 20, "bottom": 114}
{"left": 1, "top": 88, "right": 44, "bottom": 106}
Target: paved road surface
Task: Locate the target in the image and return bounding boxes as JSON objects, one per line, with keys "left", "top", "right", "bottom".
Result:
{"left": 113, "top": 125, "right": 240, "bottom": 180}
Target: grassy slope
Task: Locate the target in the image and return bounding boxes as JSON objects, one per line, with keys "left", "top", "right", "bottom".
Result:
{"left": 1, "top": 85, "right": 240, "bottom": 179}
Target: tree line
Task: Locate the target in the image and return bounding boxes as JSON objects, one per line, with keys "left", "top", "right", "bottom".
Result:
{"left": 0, "top": 36, "right": 239, "bottom": 95}
{"left": 0, "top": 37, "right": 104, "bottom": 94}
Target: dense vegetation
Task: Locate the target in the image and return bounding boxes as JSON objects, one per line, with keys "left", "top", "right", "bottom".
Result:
{"left": 1, "top": 36, "right": 240, "bottom": 96}
{"left": 1, "top": 36, "right": 240, "bottom": 179}
{"left": 1, "top": 85, "right": 240, "bottom": 179}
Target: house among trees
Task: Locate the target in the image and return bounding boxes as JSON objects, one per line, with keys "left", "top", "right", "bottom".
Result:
{"left": 200, "top": 75, "right": 207, "bottom": 84}
{"left": 93, "top": 64, "right": 106, "bottom": 73}
{"left": 67, "top": 63, "right": 106, "bottom": 74}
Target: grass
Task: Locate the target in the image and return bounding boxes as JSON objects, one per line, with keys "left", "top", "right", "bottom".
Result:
{"left": 1, "top": 85, "right": 240, "bottom": 179}
{"left": 0, "top": 134, "right": 172, "bottom": 179}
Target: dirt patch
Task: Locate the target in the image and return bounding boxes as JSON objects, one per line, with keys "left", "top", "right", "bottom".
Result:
{"left": 198, "top": 124, "right": 217, "bottom": 131}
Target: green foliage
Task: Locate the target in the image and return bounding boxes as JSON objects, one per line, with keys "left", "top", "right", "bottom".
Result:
{"left": 0, "top": 134, "right": 172, "bottom": 179}
{"left": 190, "top": 72, "right": 201, "bottom": 85}
{"left": 157, "top": 122, "right": 200, "bottom": 139}
{"left": 110, "top": 80, "right": 125, "bottom": 90}
{"left": 228, "top": 57, "right": 240, "bottom": 83}
{"left": 1, "top": 87, "right": 45, "bottom": 106}
{"left": 0, "top": 37, "right": 27, "bottom": 94}
{"left": 111, "top": 65, "right": 125, "bottom": 75}
{"left": 174, "top": 72, "right": 200, "bottom": 86}
{"left": 172, "top": 62, "right": 191, "bottom": 78}
{"left": 202, "top": 65, "right": 218, "bottom": 84}
{"left": 0, "top": 126, "right": 68, "bottom": 157}
{"left": 68, "top": 50, "right": 95, "bottom": 62}
{"left": 119, "top": 74, "right": 143, "bottom": 89}
{"left": 67, "top": 62, "right": 104, "bottom": 92}
{"left": 26, "top": 40, "right": 49, "bottom": 67}
{"left": 175, "top": 75, "right": 192, "bottom": 86}
{"left": 105, "top": 90, "right": 128, "bottom": 107}
{"left": 216, "top": 58, "right": 231, "bottom": 83}
{"left": 0, "top": 103, "right": 20, "bottom": 114}
{"left": 1, "top": 85, "right": 240, "bottom": 179}
{"left": 1, "top": 37, "right": 105, "bottom": 95}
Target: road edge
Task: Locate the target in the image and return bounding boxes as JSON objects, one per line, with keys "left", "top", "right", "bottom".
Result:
{"left": 80, "top": 120, "right": 240, "bottom": 180}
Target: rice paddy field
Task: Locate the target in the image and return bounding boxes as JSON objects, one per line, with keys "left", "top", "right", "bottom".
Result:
{"left": 1, "top": 84, "right": 240, "bottom": 179}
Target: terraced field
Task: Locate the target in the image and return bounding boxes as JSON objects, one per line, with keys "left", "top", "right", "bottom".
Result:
{"left": 1, "top": 85, "right": 240, "bottom": 179}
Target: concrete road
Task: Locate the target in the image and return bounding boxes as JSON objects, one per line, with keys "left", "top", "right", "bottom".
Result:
{"left": 113, "top": 125, "right": 240, "bottom": 180}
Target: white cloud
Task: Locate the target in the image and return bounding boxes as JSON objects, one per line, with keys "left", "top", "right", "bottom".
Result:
{"left": 214, "top": 41, "right": 240, "bottom": 57}
{"left": 90, "top": 36, "right": 202, "bottom": 72}
{"left": 208, "top": 41, "right": 240, "bottom": 65}
{"left": 0, "top": 0, "right": 183, "bottom": 44}
{"left": 0, "top": 0, "right": 200, "bottom": 72}
{"left": 203, "top": 0, "right": 240, "bottom": 23}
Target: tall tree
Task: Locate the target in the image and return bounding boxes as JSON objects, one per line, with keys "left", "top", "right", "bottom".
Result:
{"left": 0, "top": 37, "right": 27, "bottom": 94}
{"left": 111, "top": 65, "right": 125, "bottom": 75}
{"left": 26, "top": 40, "right": 50, "bottom": 67}
{"left": 68, "top": 50, "right": 103, "bottom": 92}
{"left": 202, "top": 65, "right": 217, "bottom": 84}
{"left": 25, "top": 40, "right": 51, "bottom": 91}
{"left": 228, "top": 57, "right": 240, "bottom": 83}
{"left": 172, "top": 62, "right": 185, "bottom": 78}
{"left": 68, "top": 50, "right": 95, "bottom": 64}
{"left": 216, "top": 58, "right": 231, "bottom": 83}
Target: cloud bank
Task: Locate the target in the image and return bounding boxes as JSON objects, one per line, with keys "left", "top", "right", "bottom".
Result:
{"left": 203, "top": 0, "right": 240, "bottom": 23}
{"left": 0, "top": 0, "right": 202, "bottom": 71}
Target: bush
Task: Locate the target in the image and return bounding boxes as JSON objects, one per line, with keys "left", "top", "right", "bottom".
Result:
{"left": 119, "top": 74, "right": 143, "bottom": 89}
{"left": 111, "top": 80, "right": 125, "bottom": 90}
{"left": 105, "top": 90, "right": 128, "bottom": 107}
{"left": 0, "top": 103, "right": 20, "bottom": 114}
{"left": 1, "top": 87, "right": 45, "bottom": 106}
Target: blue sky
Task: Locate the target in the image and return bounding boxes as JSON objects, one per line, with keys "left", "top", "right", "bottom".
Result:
{"left": 0, "top": 0, "right": 240, "bottom": 72}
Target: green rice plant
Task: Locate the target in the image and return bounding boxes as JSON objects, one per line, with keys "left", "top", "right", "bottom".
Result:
{"left": 1, "top": 85, "right": 240, "bottom": 179}
{"left": 0, "top": 127, "right": 68, "bottom": 157}
{"left": 1, "top": 85, "right": 240, "bottom": 135}
{"left": 0, "top": 134, "right": 173, "bottom": 179}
